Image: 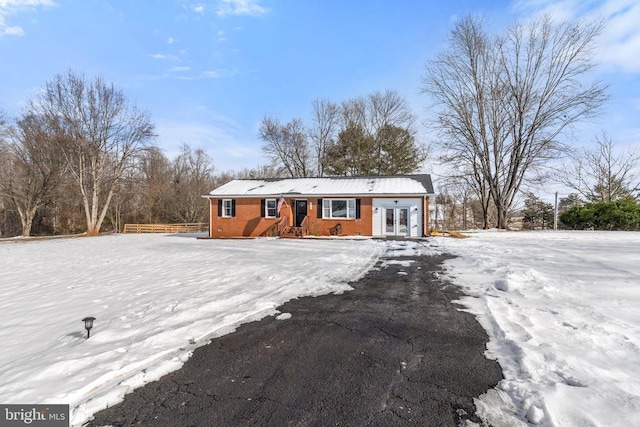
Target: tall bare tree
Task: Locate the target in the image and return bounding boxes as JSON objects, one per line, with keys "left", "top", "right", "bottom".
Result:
{"left": 441, "top": 153, "right": 493, "bottom": 228}
{"left": 0, "top": 112, "right": 11, "bottom": 236}
{"left": 423, "top": 15, "right": 608, "bottom": 228}
{"left": 0, "top": 113, "right": 64, "bottom": 236}
{"left": 0, "top": 111, "right": 7, "bottom": 138}
{"left": 561, "top": 133, "right": 640, "bottom": 202}
{"left": 309, "top": 98, "right": 340, "bottom": 177}
{"left": 33, "top": 70, "right": 156, "bottom": 235}
{"left": 169, "top": 144, "right": 215, "bottom": 223}
{"left": 137, "top": 146, "right": 172, "bottom": 223}
{"left": 260, "top": 116, "right": 311, "bottom": 177}
{"left": 440, "top": 176, "right": 477, "bottom": 229}
{"left": 233, "top": 163, "right": 285, "bottom": 179}
{"left": 340, "top": 97, "right": 368, "bottom": 131}
{"left": 367, "top": 90, "right": 415, "bottom": 134}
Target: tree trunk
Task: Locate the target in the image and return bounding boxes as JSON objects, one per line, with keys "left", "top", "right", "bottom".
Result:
{"left": 21, "top": 217, "right": 33, "bottom": 237}
{"left": 15, "top": 204, "right": 37, "bottom": 237}
{"left": 496, "top": 201, "right": 508, "bottom": 229}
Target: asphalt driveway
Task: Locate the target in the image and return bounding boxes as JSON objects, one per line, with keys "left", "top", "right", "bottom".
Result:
{"left": 89, "top": 244, "right": 502, "bottom": 426}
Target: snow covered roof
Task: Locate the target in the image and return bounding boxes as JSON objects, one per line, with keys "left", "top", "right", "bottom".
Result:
{"left": 206, "top": 174, "right": 434, "bottom": 198}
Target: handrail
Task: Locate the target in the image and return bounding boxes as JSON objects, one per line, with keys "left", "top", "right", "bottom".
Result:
{"left": 301, "top": 215, "right": 309, "bottom": 237}
{"left": 278, "top": 216, "right": 289, "bottom": 234}
{"left": 260, "top": 216, "right": 289, "bottom": 237}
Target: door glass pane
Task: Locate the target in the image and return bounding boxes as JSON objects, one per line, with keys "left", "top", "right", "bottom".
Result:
{"left": 399, "top": 208, "right": 408, "bottom": 234}
{"left": 296, "top": 201, "right": 307, "bottom": 226}
{"left": 296, "top": 201, "right": 307, "bottom": 215}
{"left": 386, "top": 209, "right": 395, "bottom": 233}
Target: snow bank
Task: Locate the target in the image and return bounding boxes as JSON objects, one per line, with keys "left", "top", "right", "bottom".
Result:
{"left": 0, "top": 234, "right": 384, "bottom": 426}
{"left": 433, "top": 231, "right": 640, "bottom": 427}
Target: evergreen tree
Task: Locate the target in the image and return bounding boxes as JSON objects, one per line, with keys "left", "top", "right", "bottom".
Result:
{"left": 521, "top": 193, "right": 553, "bottom": 229}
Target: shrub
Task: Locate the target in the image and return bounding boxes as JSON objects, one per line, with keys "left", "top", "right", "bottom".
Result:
{"left": 560, "top": 197, "right": 640, "bottom": 230}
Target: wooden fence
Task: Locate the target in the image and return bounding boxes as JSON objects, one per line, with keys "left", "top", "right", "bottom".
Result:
{"left": 123, "top": 223, "right": 208, "bottom": 234}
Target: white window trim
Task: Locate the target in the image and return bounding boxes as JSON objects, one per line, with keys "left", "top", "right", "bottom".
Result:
{"left": 323, "top": 198, "right": 356, "bottom": 219}
{"left": 265, "top": 198, "right": 277, "bottom": 218}
{"left": 222, "top": 199, "right": 233, "bottom": 218}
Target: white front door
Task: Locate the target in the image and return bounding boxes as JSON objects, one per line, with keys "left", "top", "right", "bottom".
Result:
{"left": 384, "top": 207, "right": 410, "bottom": 236}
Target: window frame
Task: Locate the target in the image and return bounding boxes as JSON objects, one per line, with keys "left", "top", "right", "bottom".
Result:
{"left": 322, "top": 198, "right": 356, "bottom": 219}
{"left": 265, "top": 198, "right": 277, "bottom": 218}
{"left": 222, "top": 199, "right": 233, "bottom": 218}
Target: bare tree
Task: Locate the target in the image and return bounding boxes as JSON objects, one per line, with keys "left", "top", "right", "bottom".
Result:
{"left": 561, "top": 133, "right": 640, "bottom": 202}
{"left": 309, "top": 98, "right": 340, "bottom": 177}
{"left": 138, "top": 147, "right": 172, "bottom": 223}
{"left": 367, "top": 90, "right": 424, "bottom": 174}
{"left": 0, "top": 112, "right": 11, "bottom": 236}
{"left": 259, "top": 90, "right": 424, "bottom": 178}
{"left": 423, "top": 15, "right": 608, "bottom": 228}
{"left": 0, "top": 111, "right": 7, "bottom": 139}
{"left": 441, "top": 154, "right": 493, "bottom": 228}
{"left": 0, "top": 113, "right": 64, "bottom": 236}
{"left": 367, "top": 90, "right": 415, "bottom": 133}
{"left": 260, "top": 116, "right": 312, "bottom": 177}
{"left": 440, "top": 176, "right": 476, "bottom": 229}
{"left": 170, "top": 144, "right": 215, "bottom": 223}
{"left": 233, "top": 163, "right": 285, "bottom": 179}
{"left": 340, "top": 97, "right": 368, "bottom": 130}
{"left": 34, "top": 70, "right": 156, "bottom": 235}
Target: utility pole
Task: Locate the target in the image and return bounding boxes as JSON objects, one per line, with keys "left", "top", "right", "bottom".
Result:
{"left": 554, "top": 191, "right": 558, "bottom": 231}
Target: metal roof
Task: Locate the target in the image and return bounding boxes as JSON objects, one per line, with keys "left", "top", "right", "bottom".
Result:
{"left": 205, "top": 174, "right": 434, "bottom": 197}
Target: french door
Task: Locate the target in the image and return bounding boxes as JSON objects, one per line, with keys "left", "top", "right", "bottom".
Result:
{"left": 385, "top": 207, "right": 409, "bottom": 236}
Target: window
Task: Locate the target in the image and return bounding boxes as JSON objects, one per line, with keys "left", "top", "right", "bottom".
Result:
{"left": 265, "top": 199, "right": 277, "bottom": 218}
{"left": 218, "top": 199, "right": 236, "bottom": 217}
{"left": 222, "top": 199, "right": 233, "bottom": 217}
{"left": 323, "top": 199, "right": 356, "bottom": 219}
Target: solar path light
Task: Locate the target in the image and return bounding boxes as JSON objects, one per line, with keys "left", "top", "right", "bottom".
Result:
{"left": 82, "top": 317, "right": 96, "bottom": 338}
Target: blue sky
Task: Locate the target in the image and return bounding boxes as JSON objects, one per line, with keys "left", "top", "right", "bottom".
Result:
{"left": 1, "top": 0, "right": 639, "bottom": 179}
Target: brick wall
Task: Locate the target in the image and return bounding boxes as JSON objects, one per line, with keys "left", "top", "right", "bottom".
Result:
{"left": 209, "top": 197, "right": 374, "bottom": 237}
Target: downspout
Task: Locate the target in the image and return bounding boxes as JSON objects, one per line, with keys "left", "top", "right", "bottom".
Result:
{"left": 209, "top": 198, "right": 213, "bottom": 238}
{"left": 423, "top": 196, "right": 428, "bottom": 237}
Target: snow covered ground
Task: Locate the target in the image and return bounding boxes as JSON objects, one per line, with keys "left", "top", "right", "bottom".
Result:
{"left": 431, "top": 231, "right": 640, "bottom": 427}
{"left": 0, "top": 234, "right": 384, "bottom": 426}
{"left": 2, "top": 231, "right": 638, "bottom": 427}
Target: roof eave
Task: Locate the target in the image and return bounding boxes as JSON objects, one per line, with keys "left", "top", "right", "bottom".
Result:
{"left": 204, "top": 192, "right": 434, "bottom": 199}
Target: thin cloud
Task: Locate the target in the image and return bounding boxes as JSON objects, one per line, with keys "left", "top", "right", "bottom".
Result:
{"left": 141, "top": 67, "right": 240, "bottom": 81}
{"left": 0, "top": 0, "right": 55, "bottom": 37}
{"left": 512, "top": 0, "right": 640, "bottom": 73}
{"left": 170, "top": 65, "right": 192, "bottom": 72}
{"left": 216, "top": 0, "right": 268, "bottom": 17}
{"left": 192, "top": 3, "right": 205, "bottom": 14}
{"left": 0, "top": 21, "right": 23, "bottom": 36}
{"left": 172, "top": 68, "right": 240, "bottom": 80}
{"left": 149, "top": 53, "right": 179, "bottom": 61}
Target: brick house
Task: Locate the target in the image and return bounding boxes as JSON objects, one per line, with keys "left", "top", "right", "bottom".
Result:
{"left": 203, "top": 174, "right": 434, "bottom": 238}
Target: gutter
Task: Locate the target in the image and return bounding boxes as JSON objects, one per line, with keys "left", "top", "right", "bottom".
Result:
{"left": 202, "top": 193, "right": 435, "bottom": 199}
